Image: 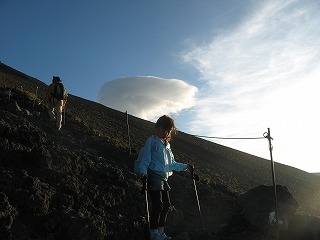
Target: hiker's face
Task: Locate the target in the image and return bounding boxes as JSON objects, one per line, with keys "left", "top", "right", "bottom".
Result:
{"left": 158, "top": 127, "right": 173, "bottom": 140}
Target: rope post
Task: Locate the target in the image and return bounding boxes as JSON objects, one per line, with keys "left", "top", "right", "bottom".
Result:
{"left": 8, "top": 89, "right": 11, "bottom": 101}
{"left": 264, "top": 128, "right": 279, "bottom": 238}
{"left": 33, "top": 87, "right": 38, "bottom": 108}
{"left": 126, "top": 111, "right": 131, "bottom": 154}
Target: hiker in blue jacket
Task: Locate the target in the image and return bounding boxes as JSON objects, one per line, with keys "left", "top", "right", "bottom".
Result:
{"left": 137, "top": 115, "right": 194, "bottom": 240}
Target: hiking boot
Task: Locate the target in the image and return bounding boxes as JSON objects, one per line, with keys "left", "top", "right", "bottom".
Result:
{"left": 157, "top": 227, "right": 172, "bottom": 240}
{"left": 149, "top": 233, "right": 161, "bottom": 240}
{"left": 150, "top": 230, "right": 161, "bottom": 240}
{"left": 150, "top": 235, "right": 161, "bottom": 240}
{"left": 159, "top": 232, "right": 172, "bottom": 240}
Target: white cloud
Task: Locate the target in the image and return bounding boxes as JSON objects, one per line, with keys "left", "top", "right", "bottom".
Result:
{"left": 181, "top": 0, "right": 320, "bottom": 172}
{"left": 97, "top": 76, "right": 198, "bottom": 121}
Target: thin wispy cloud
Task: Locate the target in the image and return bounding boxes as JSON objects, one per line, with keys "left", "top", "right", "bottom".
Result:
{"left": 181, "top": 0, "right": 320, "bottom": 171}
{"left": 96, "top": 0, "right": 320, "bottom": 172}
{"left": 97, "top": 76, "right": 198, "bottom": 121}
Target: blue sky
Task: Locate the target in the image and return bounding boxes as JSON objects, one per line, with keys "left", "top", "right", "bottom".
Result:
{"left": 1, "top": 0, "right": 320, "bottom": 173}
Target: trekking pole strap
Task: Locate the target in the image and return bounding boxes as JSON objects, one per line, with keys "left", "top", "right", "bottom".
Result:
{"left": 189, "top": 166, "right": 195, "bottom": 179}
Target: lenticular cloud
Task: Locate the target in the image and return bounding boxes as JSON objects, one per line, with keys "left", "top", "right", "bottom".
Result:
{"left": 97, "top": 76, "right": 198, "bottom": 120}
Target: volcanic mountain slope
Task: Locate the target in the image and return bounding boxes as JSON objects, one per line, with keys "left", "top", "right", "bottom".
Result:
{"left": 0, "top": 62, "right": 320, "bottom": 239}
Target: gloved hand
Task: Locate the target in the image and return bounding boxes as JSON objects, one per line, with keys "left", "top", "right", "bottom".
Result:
{"left": 188, "top": 164, "right": 194, "bottom": 170}
{"left": 188, "top": 164, "right": 200, "bottom": 181}
{"left": 138, "top": 173, "right": 147, "bottom": 181}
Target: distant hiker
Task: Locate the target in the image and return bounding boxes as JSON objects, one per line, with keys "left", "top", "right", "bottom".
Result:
{"left": 136, "top": 115, "right": 194, "bottom": 240}
{"left": 43, "top": 76, "right": 67, "bottom": 130}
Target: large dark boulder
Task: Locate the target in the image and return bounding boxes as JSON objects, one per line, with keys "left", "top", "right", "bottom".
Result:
{"left": 238, "top": 185, "right": 299, "bottom": 235}
{"left": 281, "top": 214, "right": 320, "bottom": 240}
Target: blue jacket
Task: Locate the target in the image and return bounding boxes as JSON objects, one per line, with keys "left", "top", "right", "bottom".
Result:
{"left": 138, "top": 135, "right": 188, "bottom": 179}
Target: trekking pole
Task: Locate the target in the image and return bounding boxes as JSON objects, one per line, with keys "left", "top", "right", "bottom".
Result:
{"left": 141, "top": 176, "right": 150, "bottom": 222}
{"left": 190, "top": 168, "right": 204, "bottom": 231}
{"left": 141, "top": 175, "right": 150, "bottom": 239}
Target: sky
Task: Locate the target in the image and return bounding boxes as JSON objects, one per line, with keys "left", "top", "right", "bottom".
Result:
{"left": 1, "top": 0, "right": 320, "bottom": 173}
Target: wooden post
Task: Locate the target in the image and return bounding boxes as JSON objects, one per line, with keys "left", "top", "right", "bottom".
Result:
{"left": 265, "top": 128, "right": 279, "bottom": 238}
{"left": 33, "top": 87, "right": 38, "bottom": 108}
{"left": 126, "top": 111, "right": 131, "bottom": 154}
{"left": 8, "top": 89, "right": 11, "bottom": 101}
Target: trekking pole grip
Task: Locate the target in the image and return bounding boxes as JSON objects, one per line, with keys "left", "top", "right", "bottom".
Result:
{"left": 143, "top": 175, "right": 147, "bottom": 187}
{"left": 189, "top": 166, "right": 195, "bottom": 180}
{"left": 140, "top": 175, "right": 148, "bottom": 194}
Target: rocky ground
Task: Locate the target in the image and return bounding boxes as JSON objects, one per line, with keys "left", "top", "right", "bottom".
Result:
{"left": 0, "top": 88, "right": 142, "bottom": 239}
{"left": 0, "top": 87, "right": 238, "bottom": 239}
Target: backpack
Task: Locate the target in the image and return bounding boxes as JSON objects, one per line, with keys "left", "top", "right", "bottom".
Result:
{"left": 134, "top": 135, "right": 158, "bottom": 174}
{"left": 52, "top": 82, "right": 66, "bottom": 100}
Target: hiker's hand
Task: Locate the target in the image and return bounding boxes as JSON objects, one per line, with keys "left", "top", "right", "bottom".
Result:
{"left": 138, "top": 173, "right": 147, "bottom": 181}
{"left": 188, "top": 164, "right": 194, "bottom": 170}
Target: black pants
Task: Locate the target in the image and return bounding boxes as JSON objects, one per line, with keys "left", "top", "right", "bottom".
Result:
{"left": 149, "top": 190, "right": 171, "bottom": 230}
